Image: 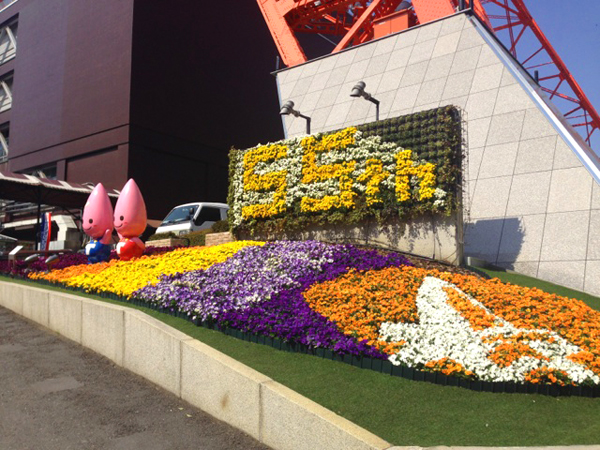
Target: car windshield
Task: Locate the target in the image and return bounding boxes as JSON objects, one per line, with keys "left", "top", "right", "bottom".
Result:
{"left": 160, "top": 205, "right": 198, "bottom": 225}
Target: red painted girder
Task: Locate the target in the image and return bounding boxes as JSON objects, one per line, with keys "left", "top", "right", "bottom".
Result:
{"left": 408, "top": 0, "right": 491, "bottom": 28}
{"left": 477, "top": 0, "right": 600, "bottom": 145}
{"left": 468, "top": 0, "right": 492, "bottom": 27}
{"left": 333, "top": 0, "right": 403, "bottom": 52}
{"left": 291, "top": 11, "right": 353, "bottom": 34}
{"left": 288, "top": 0, "right": 360, "bottom": 25}
{"left": 411, "top": 0, "right": 455, "bottom": 24}
{"left": 257, "top": 0, "right": 307, "bottom": 66}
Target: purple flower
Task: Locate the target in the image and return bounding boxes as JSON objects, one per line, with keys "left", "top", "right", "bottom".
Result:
{"left": 133, "top": 240, "right": 411, "bottom": 357}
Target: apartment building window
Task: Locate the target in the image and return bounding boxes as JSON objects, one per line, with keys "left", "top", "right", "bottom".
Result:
{"left": 29, "top": 164, "right": 57, "bottom": 179}
{"left": 0, "top": 72, "right": 12, "bottom": 112}
{"left": 0, "top": 17, "right": 17, "bottom": 65}
{"left": 0, "top": 122, "right": 8, "bottom": 162}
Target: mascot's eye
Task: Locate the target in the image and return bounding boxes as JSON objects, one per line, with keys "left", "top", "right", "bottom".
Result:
{"left": 120, "top": 215, "right": 124, "bottom": 221}
{"left": 89, "top": 219, "right": 93, "bottom": 224}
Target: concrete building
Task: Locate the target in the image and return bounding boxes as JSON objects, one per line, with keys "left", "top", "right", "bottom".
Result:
{"left": 0, "top": 0, "right": 282, "bottom": 220}
{"left": 274, "top": 11, "right": 600, "bottom": 295}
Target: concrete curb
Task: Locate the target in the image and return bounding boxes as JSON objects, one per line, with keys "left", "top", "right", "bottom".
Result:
{"left": 0, "top": 280, "right": 392, "bottom": 450}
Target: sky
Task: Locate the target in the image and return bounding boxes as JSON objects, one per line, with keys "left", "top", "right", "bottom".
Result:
{"left": 512, "top": 1, "right": 600, "bottom": 150}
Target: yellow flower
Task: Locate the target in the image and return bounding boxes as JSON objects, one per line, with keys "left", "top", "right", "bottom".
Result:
{"left": 301, "top": 127, "right": 357, "bottom": 213}
{"left": 37, "top": 241, "right": 264, "bottom": 298}
{"left": 395, "top": 150, "right": 437, "bottom": 202}
{"left": 358, "top": 158, "right": 390, "bottom": 206}
{"left": 242, "top": 143, "right": 288, "bottom": 220}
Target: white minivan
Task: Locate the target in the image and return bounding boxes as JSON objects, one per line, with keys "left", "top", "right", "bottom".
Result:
{"left": 155, "top": 202, "right": 229, "bottom": 236}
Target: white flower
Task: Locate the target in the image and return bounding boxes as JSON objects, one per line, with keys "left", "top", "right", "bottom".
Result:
{"left": 380, "top": 276, "right": 599, "bottom": 385}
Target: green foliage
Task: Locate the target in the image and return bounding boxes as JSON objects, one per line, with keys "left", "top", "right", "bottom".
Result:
{"left": 147, "top": 232, "right": 177, "bottom": 241}
{"left": 184, "top": 229, "right": 210, "bottom": 247}
{"left": 228, "top": 106, "right": 463, "bottom": 236}
{"left": 210, "top": 220, "right": 230, "bottom": 233}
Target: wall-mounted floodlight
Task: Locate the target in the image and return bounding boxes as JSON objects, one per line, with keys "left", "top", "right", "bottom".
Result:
{"left": 279, "top": 100, "right": 311, "bottom": 134}
{"left": 350, "top": 81, "right": 380, "bottom": 121}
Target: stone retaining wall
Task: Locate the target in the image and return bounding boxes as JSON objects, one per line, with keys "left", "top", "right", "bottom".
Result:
{"left": 205, "top": 232, "right": 234, "bottom": 247}
{"left": 146, "top": 238, "right": 188, "bottom": 248}
{"left": 239, "top": 213, "right": 462, "bottom": 265}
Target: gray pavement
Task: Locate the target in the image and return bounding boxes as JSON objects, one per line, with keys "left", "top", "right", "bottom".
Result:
{"left": 0, "top": 306, "right": 271, "bottom": 450}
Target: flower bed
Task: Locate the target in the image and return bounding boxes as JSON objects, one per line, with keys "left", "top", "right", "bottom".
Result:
{"left": 134, "top": 240, "right": 410, "bottom": 358}
{"left": 29, "top": 241, "right": 262, "bottom": 297}
{"left": 25, "top": 241, "right": 600, "bottom": 392}
{"left": 305, "top": 266, "right": 600, "bottom": 386}
{"left": 0, "top": 253, "right": 90, "bottom": 278}
{"left": 0, "top": 245, "right": 181, "bottom": 279}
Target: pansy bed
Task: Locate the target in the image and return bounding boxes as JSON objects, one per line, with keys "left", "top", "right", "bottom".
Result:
{"left": 27, "top": 241, "right": 600, "bottom": 395}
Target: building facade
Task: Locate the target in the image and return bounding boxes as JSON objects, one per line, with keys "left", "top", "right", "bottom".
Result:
{"left": 0, "top": 0, "right": 283, "bottom": 219}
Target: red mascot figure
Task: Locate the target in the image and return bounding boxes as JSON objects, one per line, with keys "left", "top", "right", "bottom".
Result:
{"left": 113, "top": 179, "right": 146, "bottom": 261}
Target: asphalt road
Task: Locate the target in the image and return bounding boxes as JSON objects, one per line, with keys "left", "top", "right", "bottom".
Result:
{"left": 0, "top": 306, "right": 271, "bottom": 450}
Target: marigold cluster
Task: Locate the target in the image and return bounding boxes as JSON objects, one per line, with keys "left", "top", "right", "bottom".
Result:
{"left": 424, "top": 357, "right": 474, "bottom": 378}
{"left": 303, "top": 266, "right": 420, "bottom": 353}
{"left": 443, "top": 286, "right": 499, "bottom": 331}
{"left": 438, "top": 272, "right": 600, "bottom": 375}
{"left": 28, "top": 259, "right": 117, "bottom": 283}
{"left": 305, "top": 265, "right": 600, "bottom": 384}
{"left": 524, "top": 367, "right": 572, "bottom": 386}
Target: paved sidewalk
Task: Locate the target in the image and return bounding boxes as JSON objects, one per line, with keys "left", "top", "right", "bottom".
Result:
{"left": 0, "top": 306, "right": 270, "bottom": 450}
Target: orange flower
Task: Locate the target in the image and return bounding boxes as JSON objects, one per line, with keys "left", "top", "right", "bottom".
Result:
{"left": 303, "top": 266, "right": 421, "bottom": 354}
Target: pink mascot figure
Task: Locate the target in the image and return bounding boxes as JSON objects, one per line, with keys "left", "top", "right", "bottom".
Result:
{"left": 114, "top": 179, "right": 147, "bottom": 261}
{"left": 83, "top": 183, "right": 114, "bottom": 264}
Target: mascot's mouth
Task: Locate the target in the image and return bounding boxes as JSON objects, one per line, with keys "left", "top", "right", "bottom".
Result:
{"left": 83, "top": 225, "right": 94, "bottom": 232}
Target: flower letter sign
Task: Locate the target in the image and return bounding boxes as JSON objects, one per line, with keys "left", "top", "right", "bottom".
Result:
{"left": 228, "top": 107, "right": 462, "bottom": 234}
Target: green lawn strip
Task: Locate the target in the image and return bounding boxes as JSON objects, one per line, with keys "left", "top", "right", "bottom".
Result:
{"left": 3, "top": 276, "right": 600, "bottom": 445}
{"left": 470, "top": 265, "right": 600, "bottom": 311}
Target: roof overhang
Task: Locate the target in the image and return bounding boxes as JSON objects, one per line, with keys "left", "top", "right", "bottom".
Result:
{"left": 0, "top": 169, "right": 120, "bottom": 210}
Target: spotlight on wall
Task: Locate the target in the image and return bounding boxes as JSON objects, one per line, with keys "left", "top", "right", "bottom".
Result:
{"left": 350, "top": 81, "right": 380, "bottom": 121}
{"left": 279, "top": 100, "right": 311, "bottom": 134}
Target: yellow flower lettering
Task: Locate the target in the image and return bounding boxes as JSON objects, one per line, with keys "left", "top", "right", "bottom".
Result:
{"left": 357, "top": 158, "right": 390, "bottom": 206}
{"left": 242, "top": 143, "right": 288, "bottom": 220}
{"left": 395, "top": 149, "right": 436, "bottom": 202}
{"left": 300, "top": 127, "right": 357, "bottom": 213}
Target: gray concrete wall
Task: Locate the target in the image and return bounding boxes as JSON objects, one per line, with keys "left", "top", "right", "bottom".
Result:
{"left": 241, "top": 213, "right": 462, "bottom": 265}
{"left": 276, "top": 12, "right": 600, "bottom": 295}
